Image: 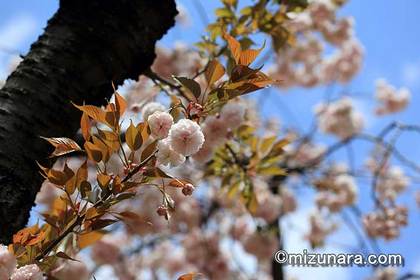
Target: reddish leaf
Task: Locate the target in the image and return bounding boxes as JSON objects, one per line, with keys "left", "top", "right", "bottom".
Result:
{"left": 78, "top": 231, "right": 105, "bottom": 249}
{"left": 80, "top": 112, "right": 91, "bottom": 141}
{"left": 41, "top": 137, "right": 82, "bottom": 157}
{"left": 177, "top": 273, "right": 201, "bottom": 280}
{"left": 72, "top": 103, "right": 106, "bottom": 123}
{"left": 126, "top": 120, "right": 142, "bottom": 151}
{"left": 205, "top": 60, "right": 225, "bottom": 86}
{"left": 114, "top": 92, "right": 127, "bottom": 117}
{"left": 223, "top": 33, "right": 241, "bottom": 64}
{"left": 84, "top": 142, "right": 103, "bottom": 162}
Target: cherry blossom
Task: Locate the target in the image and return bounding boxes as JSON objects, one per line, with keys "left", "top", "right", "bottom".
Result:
{"left": 147, "top": 111, "right": 173, "bottom": 139}
{"left": 0, "top": 245, "right": 16, "bottom": 280}
{"left": 168, "top": 119, "right": 205, "bottom": 156}
{"left": 10, "top": 264, "right": 43, "bottom": 280}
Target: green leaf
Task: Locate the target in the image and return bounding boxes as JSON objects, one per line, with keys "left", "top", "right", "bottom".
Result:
{"left": 259, "top": 135, "right": 277, "bottom": 157}
{"left": 215, "top": 7, "right": 234, "bottom": 18}
{"left": 258, "top": 165, "right": 287, "bottom": 176}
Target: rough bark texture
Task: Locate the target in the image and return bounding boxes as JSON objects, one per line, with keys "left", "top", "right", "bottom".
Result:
{"left": 0, "top": 0, "right": 177, "bottom": 243}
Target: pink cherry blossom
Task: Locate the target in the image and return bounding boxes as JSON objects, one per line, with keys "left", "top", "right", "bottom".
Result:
{"left": 220, "top": 102, "right": 246, "bottom": 130}
{"left": 51, "top": 260, "right": 89, "bottom": 280}
{"left": 141, "top": 101, "right": 165, "bottom": 120}
{"left": 10, "top": 264, "right": 43, "bottom": 280}
{"left": 156, "top": 139, "right": 186, "bottom": 167}
{"left": 375, "top": 79, "right": 410, "bottom": 115}
{"left": 168, "top": 119, "right": 204, "bottom": 156}
{"left": 91, "top": 238, "right": 121, "bottom": 265}
{"left": 0, "top": 245, "right": 16, "bottom": 280}
{"left": 148, "top": 111, "right": 173, "bottom": 139}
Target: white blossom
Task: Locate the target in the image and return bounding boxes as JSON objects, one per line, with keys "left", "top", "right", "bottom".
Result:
{"left": 156, "top": 139, "right": 186, "bottom": 167}
{"left": 220, "top": 102, "right": 246, "bottom": 130}
{"left": 148, "top": 111, "right": 173, "bottom": 139}
{"left": 141, "top": 102, "right": 165, "bottom": 120}
{"left": 11, "top": 264, "right": 43, "bottom": 280}
{"left": 375, "top": 79, "right": 410, "bottom": 115}
{"left": 168, "top": 119, "right": 204, "bottom": 156}
{"left": 0, "top": 245, "right": 16, "bottom": 280}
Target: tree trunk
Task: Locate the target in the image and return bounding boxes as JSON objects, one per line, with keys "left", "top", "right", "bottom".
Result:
{"left": 0, "top": 0, "right": 177, "bottom": 243}
{"left": 270, "top": 174, "right": 287, "bottom": 280}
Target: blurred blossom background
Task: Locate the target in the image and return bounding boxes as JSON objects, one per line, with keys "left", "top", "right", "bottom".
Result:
{"left": 1, "top": 0, "right": 420, "bottom": 279}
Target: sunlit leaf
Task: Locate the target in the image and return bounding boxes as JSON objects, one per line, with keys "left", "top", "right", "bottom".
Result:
{"left": 85, "top": 207, "right": 102, "bottom": 220}
{"left": 177, "top": 272, "right": 201, "bottom": 280}
{"left": 223, "top": 33, "right": 242, "bottom": 64}
{"left": 40, "top": 137, "right": 82, "bottom": 157}
{"left": 98, "top": 129, "right": 120, "bottom": 152}
{"left": 66, "top": 160, "right": 87, "bottom": 195}
{"left": 205, "top": 60, "right": 225, "bottom": 86}
{"left": 269, "top": 138, "right": 289, "bottom": 157}
{"left": 72, "top": 103, "right": 105, "bottom": 124}
{"left": 247, "top": 193, "right": 258, "bottom": 214}
{"left": 78, "top": 231, "right": 105, "bottom": 249}
{"left": 258, "top": 165, "right": 287, "bottom": 176}
{"left": 92, "top": 136, "right": 111, "bottom": 162}
{"left": 126, "top": 120, "right": 142, "bottom": 151}
{"left": 238, "top": 41, "right": 265, "bottom": 66}
{"left": 84, "top": 142, "right": 103, "bottom": 162}
{"left": 259, "top": 135, "right": 277, "bottom": 157}
{"left": 97, "top": 173, "right": 112, "bottom": 190}
{"left": 114, "top": 92, "right": 127, "bottom": 117}
{"left": 48, "top": 164, "right": 74, "bottom": 186}
{"left": 215, "top": 7, "right": 234, "bottom": 18}
{"left": 80, "top": 112, "right": 91, "bottom": 141}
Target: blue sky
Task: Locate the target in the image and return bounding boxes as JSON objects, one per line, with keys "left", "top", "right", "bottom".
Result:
{"left": 1, "top": 1, "right": 420, "bottom": 279}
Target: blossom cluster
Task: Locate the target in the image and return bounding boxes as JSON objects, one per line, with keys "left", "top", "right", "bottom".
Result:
{"left": 192, "top": 101, "right": 247, "bottom": 164}
{"left": 138, "top": 102, "right": 205, "bottom": 168}
{"left": 305, "top": 212, "right": 337, "bottom": 248}
{"left": 315, "top": 97, "right": 364, "bottom": 139}
{"left": 0, "top": 245, "right": 45, "bottom": 280}
{"left": 374, "top": 78, "right": 411, "bottom": 115}
{"left": 285, "top": 141, "right": 326, "bottom": 168}
{"left": 314, "top": 164, "right": 358, "bottom": 212}
{"left": 269, "top": 0, "right": 363, "bottom": 88}
{"left": 363, "top": 206, "right": 408, "bottom": 240}
{"left": 376, "top": 166, "right": 410, "bottom": 202}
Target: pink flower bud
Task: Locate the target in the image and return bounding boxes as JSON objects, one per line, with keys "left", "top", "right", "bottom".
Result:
{"left": 157, "top": 205, "right": 168, "bottom": 217}
{"left": 182, "top": 183, "right": 195, "bottom": 196}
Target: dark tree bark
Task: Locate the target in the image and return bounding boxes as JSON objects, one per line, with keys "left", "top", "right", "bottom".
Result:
{"left": 270, "top": 173, "right": 287, "bottom": 280}
{"left": 0, "top": 0, "right": 177, "bottom": 243}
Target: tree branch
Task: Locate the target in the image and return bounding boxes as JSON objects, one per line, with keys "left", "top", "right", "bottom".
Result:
{"left": 0, "top": 0, "right": 178, "bottom": 243}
